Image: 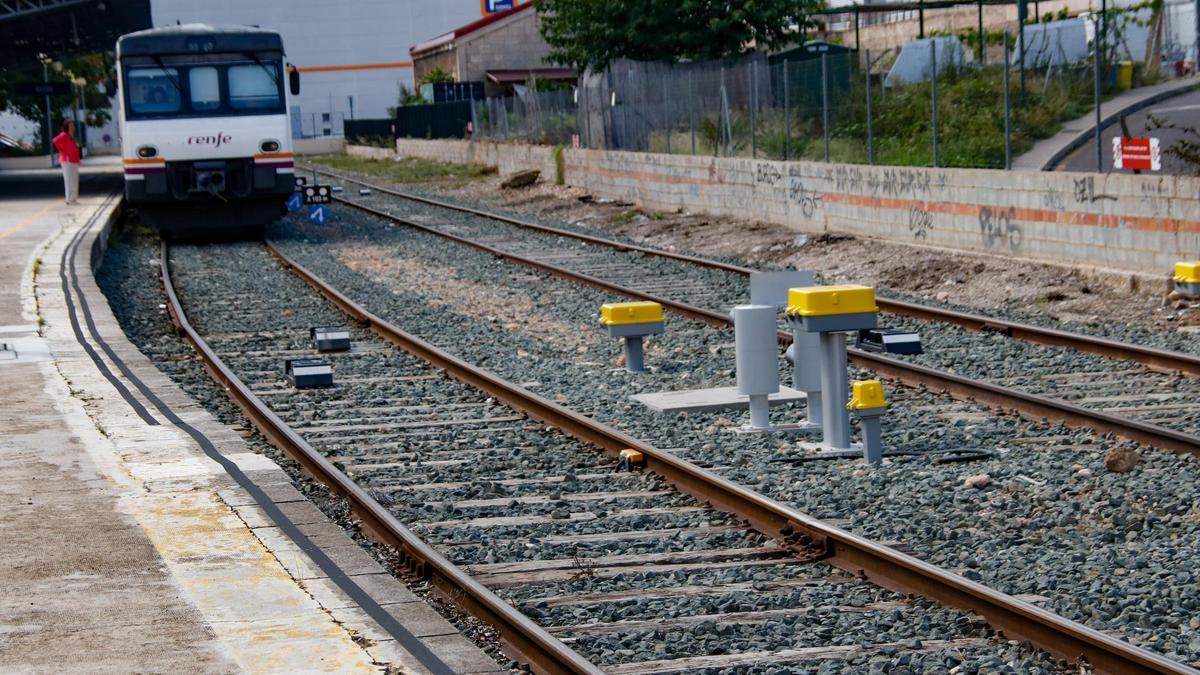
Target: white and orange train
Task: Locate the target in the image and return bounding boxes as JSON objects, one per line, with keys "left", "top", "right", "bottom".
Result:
{"left": 116, "top": 24, "right": 300, "bottom": 236}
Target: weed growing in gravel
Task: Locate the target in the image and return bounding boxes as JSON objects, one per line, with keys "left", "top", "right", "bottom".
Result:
{"left": 312, "top": 154, "right": 496, "bottom": 185}
{"left": 607, "top": 210, "right": 638, "bottom": 224}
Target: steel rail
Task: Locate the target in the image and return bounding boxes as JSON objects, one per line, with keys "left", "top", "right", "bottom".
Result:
{"left": 262, "top": 240, "right": 1193, "bottom": 675}
{"left": 322, "top": 197, "right": 1200, "bottom": 458}
{"left": 308, "top": 164, "right": 1200, "bottom": 377}
{"left": 159, "top": 242, "right": 603, "bottom": 675}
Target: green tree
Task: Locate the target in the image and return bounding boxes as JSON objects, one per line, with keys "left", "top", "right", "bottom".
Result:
{"left": 0, "top": 53, "right": 114, "bottom": 148}
{"left": 421, "top": 67, "right": 454, "bottom": 85}
{"left": 535, "top": 0, "right": 821, "bottom": 70}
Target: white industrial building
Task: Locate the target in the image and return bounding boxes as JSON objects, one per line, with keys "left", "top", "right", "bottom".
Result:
{"left": 150, "top": 0, "right": 525, "bottom": 136}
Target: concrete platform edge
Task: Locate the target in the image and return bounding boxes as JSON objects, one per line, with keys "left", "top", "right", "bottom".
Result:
{"left": 26, "top": 192, "right": 503, "bottom": 674}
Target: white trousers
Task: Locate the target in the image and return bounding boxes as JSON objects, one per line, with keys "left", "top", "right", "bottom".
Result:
{"left": 62, "top": 162, "right": 79, "bottom": 203}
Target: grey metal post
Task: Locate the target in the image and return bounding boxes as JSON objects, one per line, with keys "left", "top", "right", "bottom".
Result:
{"left": 721, "top": 83, "right": 734, "bottom": 158}
{"left": 978, "top": 1, "right": 986, "bottom": 63}
{"left": 1019, "top": 8, "right": 1027, "bottom": 103}
{"left": 857, "top": 412, "right": 885, "bottom": 464}
{"left": 623, "top": 337, "right": 645, "bottom": 373}
{"left": 1094, "top": 18, "right": 1103, "bottom": 172}
{"left": 750, "top": 59, "right": 758, "bottom": 159}
{"left": 866, "top": 49, "right": 875, "bottom": 164}
{"left": 784, "top": 60, "right": 791, "bottom": 160}
{"left": 1004, "top": 35, "right": 1012, "bottom": 169}
{"left": 789, "top": 329, "right": 824, "bottom": 430}
{"left": 42, "top": 62, "right": 52, "bottom": 157}
{"left": 819, "top": 331, "right": 851, "bottom": 449}
{"left": 688, "top": 70, "right": 696, "bottom": 155}
{"left": 1101, "top": 0, "right": 1107, "bottom": 78}
{"left": 821, "top": 53, "right": 831, "bottom": 162}
{"left": 931, "top": 41, "right": 939, "bottom": 168}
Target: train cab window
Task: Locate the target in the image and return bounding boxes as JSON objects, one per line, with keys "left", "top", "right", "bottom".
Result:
{"left": 228, "top": 64, "right": 281, "bottom": 111}
{"left": 128, "top": 67, "right": 181, "bottom": 114}
{"left": 188, "top": 67, "right": 220, "bottom": 112}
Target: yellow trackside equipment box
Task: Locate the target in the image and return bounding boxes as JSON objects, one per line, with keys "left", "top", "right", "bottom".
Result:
{"left": 600, "top": 301, "right": 664, "bottom": 326}
{"left": 786, "top": 285, "right": 878, "bottom": 317}
{"left": 847, "top": 380, "right": 888, "bottom": 411}
{"left": 1174, "top": 261, "right": 1200, "bottom": 284}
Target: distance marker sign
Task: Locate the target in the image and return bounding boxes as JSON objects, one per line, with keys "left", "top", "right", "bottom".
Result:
{"left": 1113, "top": 137, "right": 1160, "bottom": 171}
{"left": 302, "top": 184, "right": 332, "bottom": 204}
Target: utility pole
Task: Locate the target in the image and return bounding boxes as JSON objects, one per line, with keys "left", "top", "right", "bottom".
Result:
{"left": 42, "top": 61, "right": 52, "bottom": 158}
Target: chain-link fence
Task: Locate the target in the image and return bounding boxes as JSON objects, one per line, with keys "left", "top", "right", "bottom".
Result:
{"left": 369, "top": 2, "right": 1200, "bottom": 170}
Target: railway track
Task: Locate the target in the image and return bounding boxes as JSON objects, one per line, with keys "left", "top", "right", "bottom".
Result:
{"left": 154, "top": 235, "right": 1189, "bottom": 674}
{"left": 303, "top": 164, "right": 1200, "bottom": 456}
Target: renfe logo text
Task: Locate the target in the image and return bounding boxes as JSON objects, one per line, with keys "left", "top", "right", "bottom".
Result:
{"left": 188, "top": 133, "right": 232, "bottom": 148}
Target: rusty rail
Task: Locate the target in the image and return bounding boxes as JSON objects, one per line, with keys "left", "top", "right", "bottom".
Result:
{"left": 261, "top": 241, "right": 1193, "bottom": 675}
{"left": 309, "top": 164, "right": 1200, "bottom": 378}
{"left": 159, "top": 241, "right": 603, "bottom": 675}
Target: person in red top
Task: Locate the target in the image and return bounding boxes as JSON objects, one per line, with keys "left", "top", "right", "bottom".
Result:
{"left": 52, "top": 119, "right": 81, "bottom": 205}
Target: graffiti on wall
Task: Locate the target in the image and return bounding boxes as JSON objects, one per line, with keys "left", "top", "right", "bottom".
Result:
{"left": 979, "top": 205, "right": 1022, "bottom": 251}
{"left": 908, "top": 207, "right": 933, "bottom": 240}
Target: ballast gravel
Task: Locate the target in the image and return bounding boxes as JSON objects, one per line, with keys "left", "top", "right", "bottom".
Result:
{"left": 95, "top": 223, "right": 1068, "bottom": 673}
{"left": 267, "top": 205, "right": 1200, "bottom": 669}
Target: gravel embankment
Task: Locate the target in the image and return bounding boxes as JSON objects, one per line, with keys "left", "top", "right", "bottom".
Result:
{"left": 269, "top": 206, "right": 1200, "bottom": 668}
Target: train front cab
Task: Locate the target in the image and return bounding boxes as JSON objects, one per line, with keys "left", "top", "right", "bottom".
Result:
{"left": 116, "top": 25, "right": 300, "bottom": 237}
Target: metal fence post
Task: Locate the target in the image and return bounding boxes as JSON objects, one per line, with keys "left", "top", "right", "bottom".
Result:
{"left": 1004, "top": 35, "right": 1012, "bottom": 169}
{"left": 688, "top": 70, "right": 696, "bottom": 155}
{"left": 721, "top": 83, "right": 734, "bottom": 157}
{"left": 977, "top": 1, "right": 986, "bottom": 63}
{"left": 784, "top": 60, "right": 791, "bottom": 161}
{"left": 866, "top": 49, "right": 875, "bottom": 165}
{"left": 822, "top": 53, "right": 831, "bottom": 162}
{"left": 750, "top": 59, "right": 758, "bottom": 159}
{"left": 931, "top": 41, "right": 939, "bottom": 167}
{"left": 1019, "top": 2, "right": 1027, "bottom": 103}
{"left": 1094, "top": 18, "right": 1103, "bottom": 171}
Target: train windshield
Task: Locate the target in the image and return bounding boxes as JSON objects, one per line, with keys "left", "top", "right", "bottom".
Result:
{"left": 124, "top": 58, "right": 284, "bottom": 120}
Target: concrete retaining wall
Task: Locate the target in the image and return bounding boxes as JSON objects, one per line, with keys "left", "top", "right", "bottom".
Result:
{"left": 295, "top": 137, "right": 346, "bottom": 155}
{"left": 386, "top": 138, "right": 1200, "bottom": 274}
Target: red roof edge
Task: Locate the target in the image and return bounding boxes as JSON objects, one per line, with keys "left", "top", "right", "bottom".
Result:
{"left": 411, "top": 3, "right": 534, "bottom": 58}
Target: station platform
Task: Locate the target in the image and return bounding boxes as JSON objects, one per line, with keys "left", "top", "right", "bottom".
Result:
{"left": 0, "top": 158, "right": 504, "bottom": 674}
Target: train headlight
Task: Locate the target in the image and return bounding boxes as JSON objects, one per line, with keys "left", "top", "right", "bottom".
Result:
{"left": 260, "top": 139, "right": 280, "bottom": 153}
{"left": 136, "top": 145, "right": 158, "bottom": 158}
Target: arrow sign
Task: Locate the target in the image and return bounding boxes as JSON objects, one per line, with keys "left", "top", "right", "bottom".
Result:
{"left": 308, "top": 204, "right": 329, "bottom": 224}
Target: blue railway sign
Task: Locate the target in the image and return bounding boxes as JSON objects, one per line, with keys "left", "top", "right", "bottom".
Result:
{"left": 308, "top": 204, "right": 329, "bottom": 224}
{"left": 287, "top": 192, "right": 304, "bottom": 212}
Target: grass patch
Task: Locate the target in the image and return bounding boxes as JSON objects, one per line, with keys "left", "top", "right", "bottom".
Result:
{"left": 311, "top": 154, "right": 496, "bottom": 185}
{"left": 607, "top": 210, "right": 639, "bottom": 224}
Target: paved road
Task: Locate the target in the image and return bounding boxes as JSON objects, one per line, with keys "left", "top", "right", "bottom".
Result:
{"left": 1056, "top": 87, "right": 1200, "bottom": 174}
